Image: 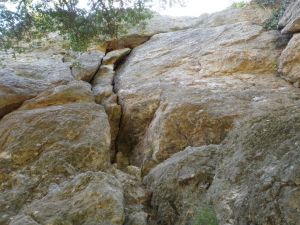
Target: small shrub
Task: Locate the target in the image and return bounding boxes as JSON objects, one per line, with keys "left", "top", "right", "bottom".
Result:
{"left": 252, "top": 0, "right": 292, "bottom": 30}
{"left": 192, "top": 206, "right": 219, "bottom": 225}
{"left": 263, "top": 7, "right": 285, "bottom": 30}
{"left": 232, "top": 1, "right": 249, "bottom": 9}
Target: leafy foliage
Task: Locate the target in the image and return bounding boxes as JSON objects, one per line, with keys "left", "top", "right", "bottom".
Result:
{"left": 252, "top": 0, "right": 292, "bottom": 30}
{"left": 0, "top": 0, "right": 153, "bottom": 51}
{"left": 192, "top": 206, "right": 219, "bottom": 225}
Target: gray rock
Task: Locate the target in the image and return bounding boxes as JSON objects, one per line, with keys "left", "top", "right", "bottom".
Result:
{"left": 279, "top": 33, "right": 300, "bottom": 87}
{"left": 279, "top": 0, "right": 300, "bottom": 34}
{"left": 70, "top": 50, "right": 105, "bottom": 82}
{"left": 209, "top": 107, "right": 300, "bottom": 225}
{"left": 0, "top": 82, "right": 111, "bottom": 223}
{"left": 0, "top": 54, "right": 73, "bottom": 118}
{"left": 103, "top": 48, "right": 131, "bottom": 66}
{"left": 115, "top": 20, "right": 298, "bottom": 173}
{"left": 144, "top": 145, "right": 219, "bottom": 225}
{"left": 11, "top": 172, "right": 125, "bottom": 225}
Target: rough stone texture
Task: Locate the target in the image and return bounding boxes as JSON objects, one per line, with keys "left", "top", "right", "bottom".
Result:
{"left": 111, "top": 168, "right": 148, "bottom": 225}
{"left": 68, "top": 50, "right": 105, "bottom": 82}
{"left": 107, "top": 5, "right": 273, "bottom": 50}
{"left": 279, "top": 33, "right": 300, "bottom": 87}
{"left": 103, "top": 48, "right": 131, "bottom": 66}
{"left": 0, "top": 46, "right": 104, "bottom": 119}
{"left": 279, "top": 0, "right": 300, "bottom": 34}
{"left": 0, "top": 52, "right": 73, "bottom": 118}
{"left": 144, "top": 145, "right": 219, "bottom": 225}
{"left": 10, "top": 172, "right": 125, "bottom": 225}
{"left": 115, "top": 21, "right": 296, "bottom": 173}
{"left": 0, "top": 82, "right": 111, "bottom": 224}
{"left": 209, "top": 107, "right": 300, "bottom": 225}
{"left": 91, "top": 48, "right": 132, "bottom": 162}
{"left": 1, "top": 5, "right": 300, "bottom": 225}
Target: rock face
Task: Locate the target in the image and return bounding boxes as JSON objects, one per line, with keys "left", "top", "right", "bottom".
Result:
{"left": 279, "top": 33, "right": 300, "bottom": 87}
{"left": 115, "top": 21, "right": 296, "bottom": 173}
{"left": 1, "top": 3, "right": 300, "bottom": 225}
{"left": 209, "top": 107, "right": 300, "bottom": 225}
{"left": 10, "top": 172, "right": 125, "bottom": 225}
{"left": 144, "top": 145, "right": 219, "bottom": 225}
{"left": 91, "top": 48, "right": 131, "bottom": 161}
{"left": 278, "top": 1, "right": 300, "bottom": 88}
{"left": 0, "top": 48, "right": 105, "bottom": 119}
{"left": 279, "top": 0, "right": 300, "bottom": 34}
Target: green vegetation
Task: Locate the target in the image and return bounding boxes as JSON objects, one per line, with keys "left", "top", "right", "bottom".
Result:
{"left": 192, "top": 206, "right": 219, "bottom": 225}
{"left": 232, "top": 1, "right": 249, "bottom": 9}
{"left": 253, "top": 0, "right": 292, "bottom": 30}
{"left": 0, "top": 0, "right": 152, "bottom": 51}
{"left": 0, "top": 0, "right": 188, "bottom": 52}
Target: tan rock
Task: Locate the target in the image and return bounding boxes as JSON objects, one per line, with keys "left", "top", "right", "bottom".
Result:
{"left": 115, "top": 21, "right": 296, "bottom": 173}
{"left": 144, "top": 145, "right": 219, "bottom": 225}
{"left": 279, "top": 0, "right": 300, "bottom": 34}
{"left": 279, "top": 33, "right": 300, "bottom": 87}
{"left": 70, "top": 50, "right": 105, "bottom": 82}
{"left": 107, "top": 5, "right": 272, "bottom": 50}
{"left": 11, "top": 172, "right": 125, "bottom": 225}
{"left": 92, "top": 65, "right": 115, "bottom": 104}
{"left": 0, "top": 54, "right": 73, "bottom": 118}
{"left": 0, "top": 82, "right": 111, "bottom": 223}
{"left": 103, "top": 48, "right": 131, "bottom": 66}
{"left": 209, "top": 107, "right": 300, "bottom": 225}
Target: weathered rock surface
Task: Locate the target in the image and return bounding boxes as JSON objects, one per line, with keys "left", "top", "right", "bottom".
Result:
{"left": 209, "top": 107, "right": 300, "bottom": 225}
{"left": 10, "top": 172, "right": 125, "bottom": 225}
{"left": 1, "top": 4, "right": 300, "bottom": 225}
{"left": 279, "top": 0, "right": 300, "bottom": 34}
{"left": 65, "top": 50, "right": 105, "bottom": 82}
{"left": 0, "top": 47, "right": 105, "bottom": 119}
{"left": 0, "top": 53, "right": 73, "bottom": 118}
{"left": 279, "top": 33, "right": 300, "bottom": 87}
{"left": 144, "top": 145, "right": 219, "bottom": 225}
{"left": 115, "top": 21, "right": 296, "bottom": 173}
{"left": 92, "top": 48, "right": 131, "bottom": 161}
{"left": 0, "top": 81, "right": 112, "bottom": 224}
{"left": 107, "top": 5, "right": 273, "bottom": 50}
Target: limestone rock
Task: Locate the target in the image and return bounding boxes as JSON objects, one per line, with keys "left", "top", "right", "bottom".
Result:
{"left": 112, "top": 168, "right": 147, "bottom": 224}
{"left": 279, "top": 0, "right": 300, "bottom": 34}
{"left": 279, "top": 33, "right": 300, "bottom": 87}
{"left": 10, "top": 172, "right": 125, "bottom": 225}
{"left": 115, "top": 21, "right": 296, "bottom": 173}
{"left": 144, "top": 145, "right": 219, "bottom": 225}
{"left": 0, "top": 82, "right": 111, "bottom": 223}
{"left": 107, "top": 5, "right": 273, "bottom": 50}
{"left": 92, "top": 65, "right": 115, "bottom": 104}
{"left": 103, "top": 48, "right": 131, "bottom": 66}
{"left": 20, "top": 81, "right": 95, "bottom": 110}
{"left": 209, "top": 107, "right": 300, "bottom": 225}
{"left": 0, "top": 54, "right": 73, "bottom": 118}
{"left": 68, "top": 50, "right": 105, "bottom": 82}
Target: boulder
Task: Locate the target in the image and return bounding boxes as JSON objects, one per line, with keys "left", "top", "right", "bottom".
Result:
{"left": 0, "top": 82, "right": 111, "bottom": 223}
{"left": 10, "top": 172, "right": 125, "bottom": 225}
{"left": 279, "top": 0, "right": 300, "bottom": 34}
{"left": 68, "top": 50, "right": 105, "bottom": 82}
{"left": 279, "top": 33, "right": 300, "bottom": 87}
{"left": 102, "top": 48, "right": 131, "bottom": 66}
{"left": 144, "top": 145, "right": 219, "bottom": 225}
{"left": 0, "top": 54, "right": 73, "bottom": 118}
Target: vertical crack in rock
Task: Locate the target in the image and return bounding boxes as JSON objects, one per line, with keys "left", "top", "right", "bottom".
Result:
{"left": 90, "top": 48, "right": 132, "bottom": 164}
